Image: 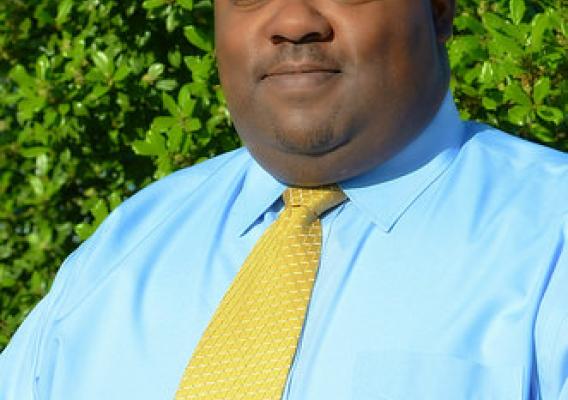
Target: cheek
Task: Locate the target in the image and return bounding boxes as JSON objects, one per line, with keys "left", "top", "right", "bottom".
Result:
{"left": 216, "top": 43, "right": 253, "bottom": 118}
{"left": 342, "top": 2, "right": 436, "bottom": 68}
{"left": 215, "top": 15, "right": 256, "bottom": 92}
{"left": 215, "top": 24, "right": 263, "bottom": 132}
{"left": 351, "top": 15, "right": 437, "bottom": 94}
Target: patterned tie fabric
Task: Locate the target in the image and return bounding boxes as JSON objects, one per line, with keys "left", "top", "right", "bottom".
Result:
{"left": 175, "top": 185, "right": 346, "bottom": 400}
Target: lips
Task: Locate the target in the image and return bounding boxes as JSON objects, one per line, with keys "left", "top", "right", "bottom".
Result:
{"left": 261, "top": 64, "right": 341, "bottom": 80}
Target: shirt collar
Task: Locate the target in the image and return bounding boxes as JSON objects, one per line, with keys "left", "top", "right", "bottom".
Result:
{"left": 234, "top": 155, "right": 286, "bottom": 236}
{"left": 235, "top": 91, "right": 465, "bottom": 235}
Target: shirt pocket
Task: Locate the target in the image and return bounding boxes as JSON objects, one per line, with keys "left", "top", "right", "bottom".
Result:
{"left": 351, "top": 350, "right": 525, "bottom": 400}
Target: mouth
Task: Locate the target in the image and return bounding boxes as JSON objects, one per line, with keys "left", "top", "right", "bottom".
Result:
{"left": 261, "top": 64, "right": 341, "bottom": 80}
{"left": 259, "top": 64, "right": 342, "bottom": 93}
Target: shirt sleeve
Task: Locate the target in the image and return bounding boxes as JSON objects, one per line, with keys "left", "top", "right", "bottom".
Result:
{"left": 0, "top": 298, "right": 50, "bottom": 399}
{"left": 0, "top": 252, "right": 77, "bottom": 400}
{"left": 535, "top": 213, "right": 568, "bottom": 400}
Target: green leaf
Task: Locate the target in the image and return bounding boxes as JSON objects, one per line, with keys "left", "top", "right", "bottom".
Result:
{"left": 178, "top": 84, "right": 196, "bottom": 115}
{"left": 533, "top": 77, "right": 550, "bottom": 105}
{"left": 183, "top": 25, "right": 213, "bottom": 52}
{"left": 507, "top": 105, "right": 531, "bottom": 125}
{"left": 168, "top": 51, "right": 182, "bottom": 68}
{"left": 56, "top": 0, "right": 73, "bottom": 25}
{"left": 151, "top": 116, "right": 177, "bottom": 131}
{"left": 91, "top": 199, "right": 109, "bottom": 224}
{"left": 91, "top": 51, "right": 114, "bottom": 78}
{"left": 479, "top": 62, "right": 495, "bottom": 84}
{"left": 131, "top": 130, "right": 167, "bottom": 156}
{"left": 17, "top": 97, "right": 45, "bottom": 123}
{"left": 529, "top": 14, "right": 550, "bottom": 53}
{"left": 58, "top": 103, "right": 70, "bottom": 116}
{"left": 109, "top": 193, "right": 122, "bottom": 210}
{"left": 9, "top": 65, "right": 35, "bottom": 88}
{"left": 482, "top": 97, "right": 498, "bottom": 110}
{"left": 453, "top": 15, "right": 485, "bottom": 34}
{"left": 146, "top": 63, "right": 165, "bottom": 81}
{"left": 176, "top": 0, "right": 193, "bottom": 10}
{"left": 73, "top": 101, "right": 89, "bottom": 116}
{"left": 34, "top": 6, "right": 54, "bottom": 27}
{"left": 162, "top": 92, "right": 180, "bottom": 116}
{"left": 20, "top": 147, "right": 50, "bottom": 158}
{"left": 531, "top": 124, "right": 556, "bottom": 143}
{"left": 75, "top": 223, "right": 95, "bottom": 241}
{"left": 488, "top": 31, "right": 523, "bottom": 56}
{"left": 29, "top": 176, "right": 44, "bottom": 196}
{"left": 194, "top": 128, "right": 211, "bottom": 146}
{"left": 87, "top": 85, "right": 110, "bottom": 101}
{"left": 35, "top": 154, "right": 49, "bottom": 177}
{"left": 156, "top": 79, "right": 178, "bottom": 91}
{"left": 167, "top": 125, "right": 184, "bottom": 152}
{"left": 166, "top": 11, "right": 180, "bottom": 33}
{"left": 483, "top": 13, "right": 509, "bottom": 33}
{"left": 184, "top": 55, "right": 214, "bottom": 82}
{"left": 113, "top": 64, "right": 130, "bottom": 82}
{"left": 184, "top": 118, "right": 201, "bottom": 132}
{"left": 142, "top": 0, "right": 168, "bottom": 9}
{"left": 44, "top": 108, "right": 57, "bottom": 127}
{"left": 510, "top": 0, "right": 526, "bottom": 25}
{"left": 35, "top": 56, "right": 50, "bottom": 80}
{"left": 448, "top": 35, "right": 484, "bottom": 68}
{"left": 155, "top": 154, "right": 173, "bottom": 178}
{"left": 463, "top": 66, "right": 481, "bottom": 85}
{"left": 536, "top": 106, "right": 564, "bottom": 125}
{"left": 504, "top": 84, "right": 532, "bottom": 107}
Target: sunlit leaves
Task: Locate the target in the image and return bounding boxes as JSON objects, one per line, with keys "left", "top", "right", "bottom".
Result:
{"left": 449, "top": 0, "right": 566, "bottom": 148}
{"left": 183, "top": 25, "right": 213, "bottom": 52}
{"left": 510, "top": 0, "right": 526, "bottom": 25}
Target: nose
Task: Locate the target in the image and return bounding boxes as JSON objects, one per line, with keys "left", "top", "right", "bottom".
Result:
{"left": 266, "top": 0, "right": 333, "bottom": 45}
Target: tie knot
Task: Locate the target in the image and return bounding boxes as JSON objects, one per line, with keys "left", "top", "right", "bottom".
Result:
{"left": 283, "top": 185, "right": 346, "bottom": 218}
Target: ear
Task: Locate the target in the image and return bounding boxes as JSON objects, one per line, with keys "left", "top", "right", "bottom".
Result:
{"left": 430, "top": 0, "right": 455, "bottom": 43}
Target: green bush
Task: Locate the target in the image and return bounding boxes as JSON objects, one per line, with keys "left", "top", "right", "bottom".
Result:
{"left": 451, "top": 0, "right": 567, "bottom": 145}
{"left": 0, "top": 0, "right": 566, "bottom": 350}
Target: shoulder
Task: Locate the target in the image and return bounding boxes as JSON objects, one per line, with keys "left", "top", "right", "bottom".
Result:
{"left": 96, "top": 147, "right": 250, "bottom": 246}
{"left": 121, "top": 146, "right": 253, "bottom": 219}
{"left": 461, "top": 122, "right": 568, "bottom": 175}
{"left": 456, "top": 122, "right": 568, "bottom": 213}
{"left": 440, "top": 122, "right": 568, "bottom": 233}
{"left": 49, "top": 147, "right": 252, "bottom": 316}
{"left": 125, "top": 147, "right": 249, "bottom": 210}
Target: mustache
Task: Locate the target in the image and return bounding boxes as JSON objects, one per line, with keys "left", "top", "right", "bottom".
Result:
{"left": 253, "top": 44, "right": 342, "bottom": 79}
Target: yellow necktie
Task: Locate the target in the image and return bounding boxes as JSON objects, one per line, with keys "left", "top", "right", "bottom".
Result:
{"left": 175, "top": 185, "right": 346, "bottom": 400}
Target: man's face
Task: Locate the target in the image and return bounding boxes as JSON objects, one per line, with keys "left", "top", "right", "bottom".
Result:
{"left": 215, "top": 0, "right": 454, "bottom": 185}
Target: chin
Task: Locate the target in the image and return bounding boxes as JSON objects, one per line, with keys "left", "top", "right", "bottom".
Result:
{"left": 271, "top": 119, "right": 347, "bottom": 157}
{"left": 263, "top": 147, "right": 362, "bottom": 187}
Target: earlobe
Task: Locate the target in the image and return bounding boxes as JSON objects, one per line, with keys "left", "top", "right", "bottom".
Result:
{"left": 431, "top": 0, "right": 455, "bottom": 43}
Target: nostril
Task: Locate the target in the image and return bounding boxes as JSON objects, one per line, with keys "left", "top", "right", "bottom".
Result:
{"left": 299, "top": 31, "right": 334, "bottom": 44}
{"left": 271, "top": 30, "right": 334, "bottom": 45}
{"left": 271, "top": 35, "right": 289, "bottom": 45}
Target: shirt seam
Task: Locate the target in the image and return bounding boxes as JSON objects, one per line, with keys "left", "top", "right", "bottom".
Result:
{"left": 31, "top": 232, "right": 103, "bottom": 400}
{"left": 548, "top": 313, "right": 568, "bottom": 396}
{"left": 542, "top": 211, "right": 568, "bottom": 395}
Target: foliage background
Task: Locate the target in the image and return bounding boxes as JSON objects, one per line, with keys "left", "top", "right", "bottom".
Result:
{"left": 0, "top": 0, "right": 566, "bottom": 350}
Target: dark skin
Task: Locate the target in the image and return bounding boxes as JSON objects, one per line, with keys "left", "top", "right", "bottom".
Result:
{"left": 215, "top": 0, "right": 455, "bottom": 186}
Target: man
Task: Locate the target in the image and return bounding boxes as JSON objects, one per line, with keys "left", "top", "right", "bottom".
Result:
{"left": 1, "top": 0, "right": 567, "bottom": 399}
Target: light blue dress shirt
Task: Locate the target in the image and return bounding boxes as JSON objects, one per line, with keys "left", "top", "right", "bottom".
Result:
{"left": 1, "top": 93, "right": 567, "bottom": 399}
